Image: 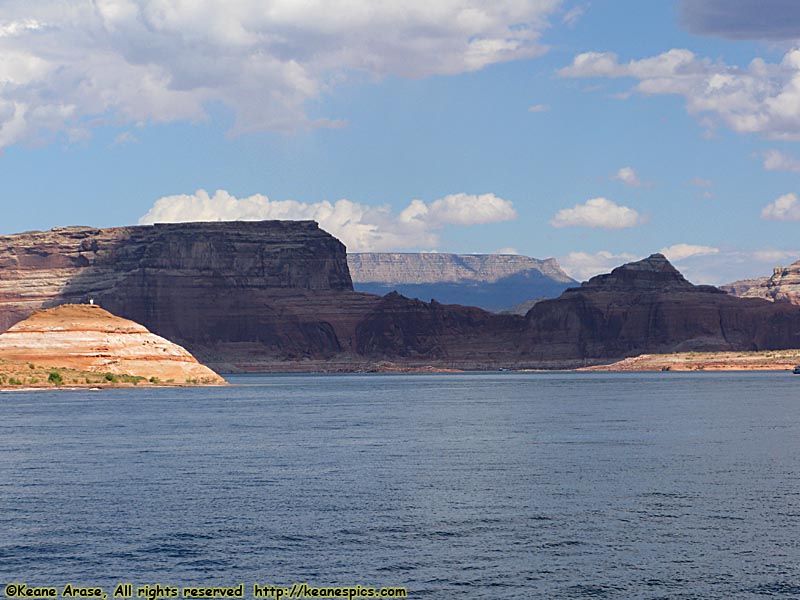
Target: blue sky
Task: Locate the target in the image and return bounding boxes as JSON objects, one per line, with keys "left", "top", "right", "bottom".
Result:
{"left": 2, "top": 0, "right": 800, "bottom": 283}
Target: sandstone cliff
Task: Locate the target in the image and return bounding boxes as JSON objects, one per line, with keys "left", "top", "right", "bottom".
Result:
{"left": 347, "top": 252, "right": 575, "bottom": 312}
{"left": 0, "top": 221, "right": 380, "bottom": 365}
{"left": 0, "top": 304, "right": 224, "bottom": 383}
{"left": 723, "top": 261, "right": 800, "bottom": 305}
{"left": 519, "top": 254, "right": 800, "bottom": 366}
{"left": 4, "top": 223, "right": 800, "bottom": 371}
{"left": 719, "top": 277, "right": 770, "bottom": 297}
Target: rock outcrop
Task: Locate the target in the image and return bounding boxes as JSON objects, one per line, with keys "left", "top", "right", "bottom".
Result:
{"left": 0, "top": 222, "right": 381, "bottom": 365}
{"left": 723, "top": 261, "right": 800, "bottom": 305}
{"left": 519, "top": 254, "right": 800, "bottom": 366}
{"left": 347, "top": 252, "right": 575, "bottom": 312}
{"left": 4, "top": 222, "right": 800, "bottom": 371}
{"left": 719, "top": 277, "right": 770, "bottom": 297}
{"left": 0, "top": 304, "right": 224, "bottom": 382}
{"left": 354, "top": 292, "right": 525, "bottom": 367}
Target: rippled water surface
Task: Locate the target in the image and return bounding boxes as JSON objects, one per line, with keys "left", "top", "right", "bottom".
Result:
{"left": 2, "top": 372, "right": 800, "bottom": 599}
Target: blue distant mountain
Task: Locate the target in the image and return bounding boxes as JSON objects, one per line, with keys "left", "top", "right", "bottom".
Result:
{"left": 347, "top": 253, "right": 577, "bottom": 313}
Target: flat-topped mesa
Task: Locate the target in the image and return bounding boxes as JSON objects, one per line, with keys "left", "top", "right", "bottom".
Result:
{"left": 0, "top": 221, "right": 370, "bottom": 363}
{"left": 348, "top": 252, "right": 574, "bottom": 284}
{"left": 348, "top": 252, "right": 576, "bottom": 312}
{"left": 0, "top": 304, "right": 224, "bottom": 383}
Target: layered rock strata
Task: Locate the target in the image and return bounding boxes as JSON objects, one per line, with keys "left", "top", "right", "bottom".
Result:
{"left": 723, "top": 261, "right": 800, "bottom": 305}
{"left": 348, "top": 252, "right": 576, "bottom": 312}
{"left": 3, "top": 222, "right": 800, "bottom": 371}
{"left": 518, "top": 254, "right": 800, "bottom": 366}
{"left": 0, "top": 304, "right": 224, "bottom": 382}
{"left": 0, "top": 222, "right": 379, "bottom": 365}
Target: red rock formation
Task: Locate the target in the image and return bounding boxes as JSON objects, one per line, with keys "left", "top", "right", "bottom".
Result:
{"left": 3, "top": 224, "right": 800, "bottom": 371}
{"left": 0, "top": 222, "right": 381, "bottom": 366}
{"left": 520, "top": 254, "right": 800, "bottom": 366}
{"left": 723, "top": 261, "right": 800, "bottom": 305}
{"left": 0, "top": 304, "right": 224, "bottom": 383}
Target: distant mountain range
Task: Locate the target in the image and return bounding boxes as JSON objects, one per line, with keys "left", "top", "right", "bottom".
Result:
{"left": 347, "top": 252, "right": 576, "bottom": 312}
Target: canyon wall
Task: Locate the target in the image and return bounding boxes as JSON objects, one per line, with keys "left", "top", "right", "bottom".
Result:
{"left": 2, "top": 224, "right": 800, "bottom": 371}
{"left": 0, "top": 221, "right": 380, "bottom": 364}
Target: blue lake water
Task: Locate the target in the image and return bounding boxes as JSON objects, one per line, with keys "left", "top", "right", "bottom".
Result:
{"left": 1, "top": 372, "right": 800, "bottom": 599}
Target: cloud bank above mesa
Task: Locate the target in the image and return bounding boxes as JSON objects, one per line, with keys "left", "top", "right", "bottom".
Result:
{"left": 0, "top": 0, "right": 565, "bottom": 147}
{"left": 139, "top": 189, "right": 517, "bottom": 252}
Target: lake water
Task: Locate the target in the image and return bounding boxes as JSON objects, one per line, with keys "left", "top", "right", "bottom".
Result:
{"left": 1, "top": 372, "right": 800, "bottom": 599}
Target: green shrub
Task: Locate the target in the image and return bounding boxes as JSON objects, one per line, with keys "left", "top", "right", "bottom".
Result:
{"left": 48, "top": 371, "right": 63, "bottom": 386}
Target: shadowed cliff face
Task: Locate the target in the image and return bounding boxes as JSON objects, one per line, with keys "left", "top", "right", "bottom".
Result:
{"left": 0, "top": 221, "right": 374, "bottom": 361}
{"left": 2, "top": 229, "right": 800, "bottom": 370}
{"left": 521, "top": 254, "right": 800, "bottom": 364}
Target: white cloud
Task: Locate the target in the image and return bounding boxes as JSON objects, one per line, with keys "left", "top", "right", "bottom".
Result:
{"left": 562, "top": 5, "right": 587, "bottom": 27}
{"left": 139, "top": 189, "right": 517, "bottom": 252}
{"left": 761, "top": 192, "right": 800, "bottom": 220}
{"left": 558, "top": 250, "right": 638, "bottom": 281}
{"left": 560, "top": 47, "right": 800, "bottom": 140}
{"left": 528, "top": 104, "right": 550, "bottom": 112}
{"left": 550, "top": 197, "right": 643, "bottom": 229}
{"left": 611, "top": 166, "right": 643, "bottom": 187}
{"left": 762, "top": 149, "right": 800, "bottom": 172}
{"left": 660, "top": 243, "right": 719, "bottom": 261}
{"left": 495, "top": 247, "right": 519, "bottom": 254}
{"left": 112, "top": 131, "right": 137, "bottom": 146}
{"left": 0, "top": 0, "right": 564, "bottom": 147}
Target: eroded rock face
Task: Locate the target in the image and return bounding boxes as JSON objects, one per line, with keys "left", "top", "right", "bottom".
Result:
{"left": 724, "top": 261, "right": 800, "bottom": 305}
{"left": 3, "top": 225, "right": 800, "bottom": 371}
{"left": 0, "top": 304, "right": 224, "bottom": 382}
{"left": 520, "top": 254, "right": 800, "bottom": 366}
{"left": 355, "top": 292, "right": 525, "bottom": 366}
{"left": 348, "top": 252, "right": 576, "bottom": 312}
{"left": 0, "top": 221, "right": 377, "bottom": 363}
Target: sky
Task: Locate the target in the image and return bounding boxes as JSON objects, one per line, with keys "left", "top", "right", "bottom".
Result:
{"left": 2, "top": 0, "right": 800, "bottom": 284}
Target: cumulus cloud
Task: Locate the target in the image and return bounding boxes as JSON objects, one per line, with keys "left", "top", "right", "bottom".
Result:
{"left": 660, "top": 243, "right": 719, "bottom": 261}
{"left": 678, "top": 0, "right": 800, "bottom": 41}
{"left": 762, "top": 149, "right": 800, "bottom": 172}
{"left": 611, "top": 166, "right": 643, "bottom": 187}
{"left": 761, "top": 192, "right": 800, "bottom": 221}
{"left": 558, "top": 250, "right": 638, "bottom": 281}
{"left": 0, "top": 0, "right": 564, "bottom": 147}
{"left": 560, "top": 47, "right": 800, "bottom": 140}
{"left": 550, "top": 197, "right": 643, "bottom": 229}
{"left": 139, "top": 189, "right": 517, "bottom": 252}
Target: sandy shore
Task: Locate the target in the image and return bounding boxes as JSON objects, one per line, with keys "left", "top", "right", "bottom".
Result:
{"left": 582, "top": 350, "right": 800, "bottom": 372}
